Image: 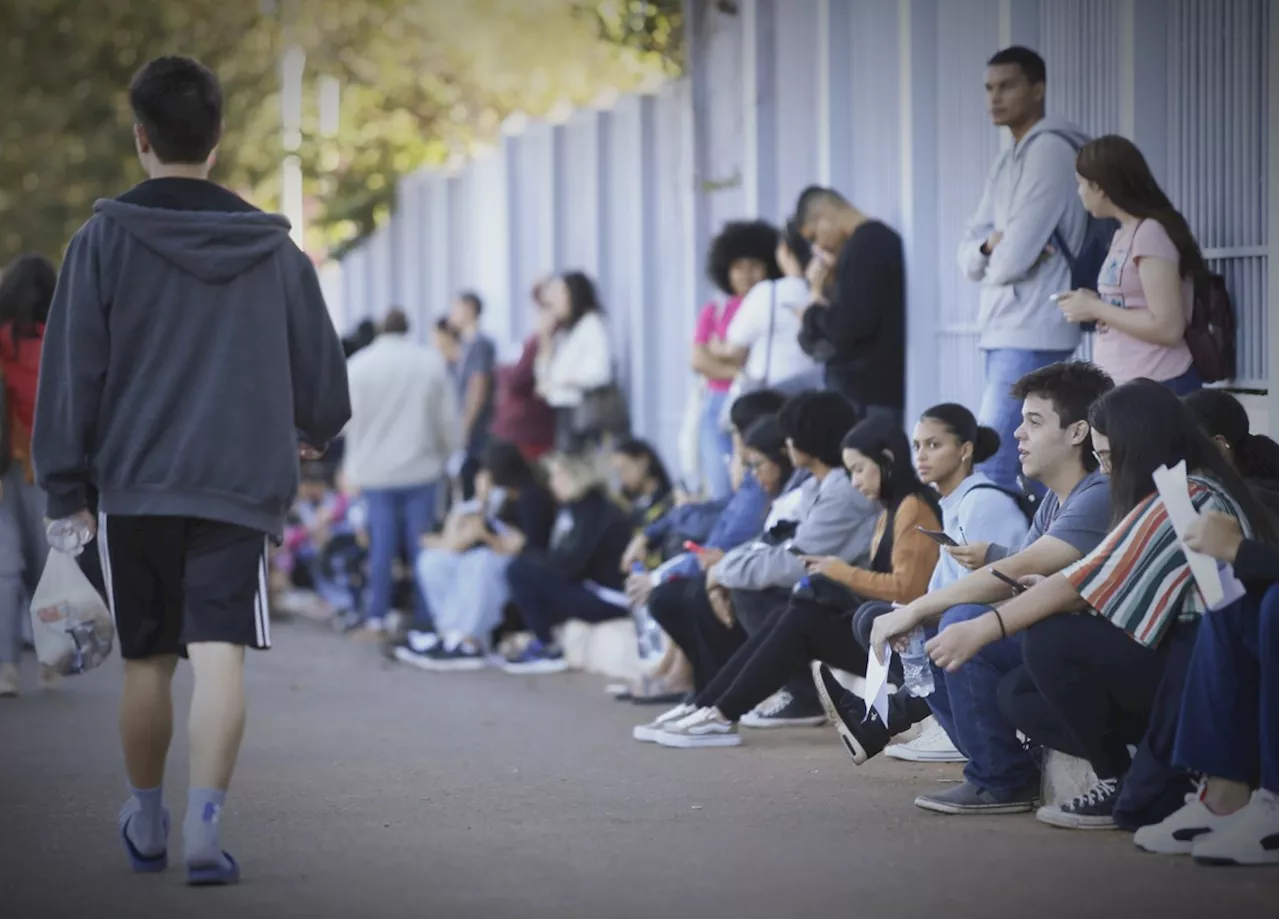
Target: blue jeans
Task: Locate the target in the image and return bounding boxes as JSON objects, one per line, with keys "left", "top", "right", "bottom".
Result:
{"left": 699, "top": 389, "right": 734, "bottom": 501}
{"left": 505, "top": 555, "right": 627, "bottom": 644}
{"left": 415, "top": 547, "right": 512, "bottom": 643}
{"left": 1174, "top": 586, "right": 1278, "bottom": 794}
{"left": 929, "top": 603, "right": 1040, "bottom": 796}
{"left": 363, "top": 482, "right": 439, "bottom": 624}
{"left": 977, "top": 348, "right": 1075, "bottom": 491}
{"left": 1159, "top": 364, "right": 1203, "bottom": 396}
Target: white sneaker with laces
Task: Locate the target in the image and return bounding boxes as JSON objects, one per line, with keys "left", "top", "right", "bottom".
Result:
{"left": 1192, "top": 789, "right": 1279, "bottom": 866}
{"left": 1134, "top": 787, "right": 1234, "bottom": 855}
{"left": 633, "top": 703, "right": 696, "bottom": 743}
{"left": 655, "top": 707, "right": 740, "bottom": 749}
{"left": 884, "top": 718, "right": 966, "bottom": 763}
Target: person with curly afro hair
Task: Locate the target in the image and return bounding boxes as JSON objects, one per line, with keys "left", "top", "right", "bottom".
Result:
{"left": 691, "top": 220, "right": 782, "bottom": 500}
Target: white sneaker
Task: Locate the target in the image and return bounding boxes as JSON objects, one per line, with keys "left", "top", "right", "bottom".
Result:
{"left": 655, "top": 707, "right": 741, "bottom": 749}
{"left": 884, "top": 718, "right": 966, "bottom": 763}
{"left": 633, "top": 703, "right": 696, "bottom": 743}
{"left": 1134, "top": 789, "right": 1235, "bottom": 855}
{"left": 0, "top": 663, "right": 19, "bottom": 698}
{"left": 1192, "top": 789, "right": 1279, "bottom": 866}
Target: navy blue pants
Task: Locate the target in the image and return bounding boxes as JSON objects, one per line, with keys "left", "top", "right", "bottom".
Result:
{"left": 1174, "top": 585, "right": 1279, "bottom": 794}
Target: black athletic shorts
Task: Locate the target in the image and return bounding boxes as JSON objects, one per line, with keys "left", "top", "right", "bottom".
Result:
{"left": 97, "top": 515, "right": 273, "bottom": 659}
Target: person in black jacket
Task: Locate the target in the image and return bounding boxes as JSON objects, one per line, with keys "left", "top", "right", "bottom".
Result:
{"left": 794, "top": 185, "right": 905, "bottom": 422}
{"left": 502, "top": 453, "right": 633, "bottom": 674}
{"left": 1134, "top": 510, "right": 1278, "bottom": 867}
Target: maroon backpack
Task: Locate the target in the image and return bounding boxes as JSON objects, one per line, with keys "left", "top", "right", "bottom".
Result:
{"left": 1186, "top": 273, "right": 1236, "bottom": 384}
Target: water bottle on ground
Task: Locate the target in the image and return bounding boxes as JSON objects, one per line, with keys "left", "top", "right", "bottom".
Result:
{"left": 899, "top": 627, "right": 935, "bottom": 697}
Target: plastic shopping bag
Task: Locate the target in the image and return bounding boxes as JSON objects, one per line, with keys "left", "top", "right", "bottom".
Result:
{"left": 29, "top": 549, "right": 115, "bottom": 676}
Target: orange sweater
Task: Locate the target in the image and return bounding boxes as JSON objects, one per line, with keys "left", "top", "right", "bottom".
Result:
{"left": 832, "top": 493, "right": 941, "bottom": 604}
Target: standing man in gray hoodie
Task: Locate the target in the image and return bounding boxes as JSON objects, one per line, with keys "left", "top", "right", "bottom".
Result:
{"left": 957, "top": 46, "right": 1089, "bottom": 490}
{"left": 33, "top": 56, "right": 351, "bottom": 886}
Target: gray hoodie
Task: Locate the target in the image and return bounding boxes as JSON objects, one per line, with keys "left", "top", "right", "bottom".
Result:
{"left": 33, "top": 179, "right": 351, "bottom": 539}
{"left": 715, "top": 467, "right": 878, "bottom": 592}
{"left": 957, "top": 117, "right": 1091, "bottom": 353}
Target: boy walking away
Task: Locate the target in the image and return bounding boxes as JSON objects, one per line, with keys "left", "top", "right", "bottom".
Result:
{"left": 32, "top": 57, "right": 351, "bottom": 886}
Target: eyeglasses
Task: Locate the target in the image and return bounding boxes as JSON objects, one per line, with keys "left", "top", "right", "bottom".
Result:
{"left": 1092, "top": 449, "right": 1112, "bottom": 472}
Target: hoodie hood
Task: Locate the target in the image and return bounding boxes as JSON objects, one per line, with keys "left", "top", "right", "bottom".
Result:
{"left": 94, "top": 198, "right": 293, "bottom": 283}
{"left": 1015, "top": 117, "right": 1091, "bottom": 159}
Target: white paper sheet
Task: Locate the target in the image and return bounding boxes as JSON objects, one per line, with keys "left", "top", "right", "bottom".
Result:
{"left": 1151, "top": 460, "right": 1224, "bottom": 608}
{"left": 861, "top": 643, "right": 891, "bottom": 725}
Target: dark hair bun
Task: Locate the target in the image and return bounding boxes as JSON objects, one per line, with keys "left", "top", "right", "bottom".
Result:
{"left": 973, "top": 426, "right": 1002, "bottom": 464}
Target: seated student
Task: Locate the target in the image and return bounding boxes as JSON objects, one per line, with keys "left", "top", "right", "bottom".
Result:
{"left": 1136, "top": 512, "right": 1277, "bottom": 866}
{"left": 610, "top": 438, "right": 674, "bottom": 562}
{"left": 502, "top": 453, "right": 634, "bottom": 674}
{"left": 819, "top": 362, "right": 1114, "bottom": 813}
{"left": 622, "top": 391, "right": 788, "bottom": 572}
{"left": 928, "top": 379, "right": 1276, "bottom": 830}
{"left": 398, "top": 442, "right": 557, "bottom": 671}
{"left": 850, "top": 403, "right": 1032, "bottom": 764}
{"left": 636, "top": 394, "right": 878, "bottom": 745}
{"left": 623, "top": 416, "right": 796, "bottom": 705}
{"left": 273, "top": 463, "right": 366, "bottom": 620}
{"left": 1184, "top": 388, "right": 1278, "bottom": 514}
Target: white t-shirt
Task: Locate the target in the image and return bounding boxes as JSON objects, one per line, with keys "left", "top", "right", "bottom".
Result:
{"left": 725, "top": 277, "right": 819, "bottom": 384}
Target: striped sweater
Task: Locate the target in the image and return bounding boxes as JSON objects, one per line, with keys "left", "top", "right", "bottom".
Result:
{"left": 1063, "top": 475, "right": 1251, "bottom": 647}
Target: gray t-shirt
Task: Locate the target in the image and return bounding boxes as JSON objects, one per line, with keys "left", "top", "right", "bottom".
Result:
{"left": 988, "top": 469, "right": 1112, "bottom": 561}
{"left": 455, "top": 333, "right": 496, "bottom": 456}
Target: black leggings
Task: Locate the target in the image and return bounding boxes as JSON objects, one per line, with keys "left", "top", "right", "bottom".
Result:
{"left": 997, "top": 613, "right": 1171, "bottom": 781}
{"left": 697, "top": 595, "right": 869, "bottom": 722}
{"left": 648, "top": 575, "right": 747, "bottom": 694}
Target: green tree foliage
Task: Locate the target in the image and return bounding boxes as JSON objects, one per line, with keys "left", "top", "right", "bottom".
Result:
{"left": 0, "top": 0, "right": 682, "bottom": 264}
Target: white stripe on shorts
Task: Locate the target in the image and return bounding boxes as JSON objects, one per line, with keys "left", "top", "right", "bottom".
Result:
{"left": 96, "top": 511, "right": 117, "bottom": 625}
{"left": 253, "top": 536, "right": 271, "bottom": 649}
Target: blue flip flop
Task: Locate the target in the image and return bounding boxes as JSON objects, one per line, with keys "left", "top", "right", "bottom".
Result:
{"left": 186, "top": 851, "right": 240, "bottom": 887}
{"left": 118, "top": 807, "right": 169, "bottom": 874}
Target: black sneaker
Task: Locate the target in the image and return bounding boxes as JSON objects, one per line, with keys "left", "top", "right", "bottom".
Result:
{"left": 915, "top": 780, "right": 1040, "bottom": 815}
{"left": 1036, "top": 777, "right": 1122, "bottom": 830}
{"left": 421, "top": 643, "right": 487, "bottom": 672}
{"left": 811, "top": 662, "right": 890, "bottom": 765}
{"left": 740, "top": 689, "right": 827, "bottom": 728}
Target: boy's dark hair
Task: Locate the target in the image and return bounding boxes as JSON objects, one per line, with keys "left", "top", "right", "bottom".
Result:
{"left": 729, "top": 389, "right": 787, "bottom": 436}
{"left": 778, "top": 391, "right": 860, "bottom": 469}
{"left": 382, "top": 309, "right": 409, "bottom": 335}
{"left": 1010, "top": 361, "right": 1114, "bottom": 470}
{"left": 794, "top": 185, "right": 849, "bottom": 230}
{"left": 706, "top": 220, "right": 782, "bottom": 295}
{"left": 129, "top": 56, "right": 223, "bottom": 165}
{"left": 459, "top": 291, "right": 484, "bottom": 318}
{"left": 987, "top": 46, "right": 1047, "bottom": 86}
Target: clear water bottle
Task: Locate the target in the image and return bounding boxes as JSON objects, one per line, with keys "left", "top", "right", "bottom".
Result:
{"left": 46, "top": 516, "right": 95, "bottom": 556}
{"left": 900, "top": 627, "right": 936, "bottom": 697}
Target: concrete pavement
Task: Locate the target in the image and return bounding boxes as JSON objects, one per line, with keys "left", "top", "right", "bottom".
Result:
{"left": 0, "top": 621, "right": 1274, "bottom": 919}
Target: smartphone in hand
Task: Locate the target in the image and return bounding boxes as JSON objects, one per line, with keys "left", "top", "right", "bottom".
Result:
{"left": 786, "top": 544, "right": 806, "bottom": 556}
{"left": 917, "top": 526, "right": 960, "bottom": 548}
{"left": 989, "top": 568, "right": 1027, "bottom": 595}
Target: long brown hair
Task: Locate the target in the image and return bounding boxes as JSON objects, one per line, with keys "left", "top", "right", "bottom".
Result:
{"left": 1075, "top": 135, "right": 1207, "bottom": 283}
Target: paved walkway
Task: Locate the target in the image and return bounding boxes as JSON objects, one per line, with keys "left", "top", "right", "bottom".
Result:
{"left": 1, "top": 621, "right": 1274, "bottom": 919}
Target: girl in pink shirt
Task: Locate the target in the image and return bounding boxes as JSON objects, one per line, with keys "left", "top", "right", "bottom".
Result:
{"left": 691, "top": 221, "right": 780, "bottom": 499}
{"left": 1056, "top": 135, "right": 1207, "bottom": 394}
